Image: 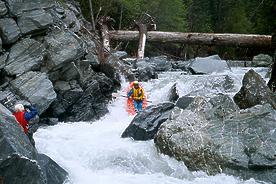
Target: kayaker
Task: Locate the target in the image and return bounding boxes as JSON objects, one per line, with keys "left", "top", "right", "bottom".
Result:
{"left": 127, "top": 81, "right": 145, "bottom": 112}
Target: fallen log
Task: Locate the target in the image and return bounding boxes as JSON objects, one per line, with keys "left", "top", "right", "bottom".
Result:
{"left": 109, "top": 31, "right": 271, "bottom": 48}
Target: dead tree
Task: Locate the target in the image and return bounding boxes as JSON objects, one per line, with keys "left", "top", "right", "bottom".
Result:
{"left": 108, "top": 31, "right": 271, "bottom": 48}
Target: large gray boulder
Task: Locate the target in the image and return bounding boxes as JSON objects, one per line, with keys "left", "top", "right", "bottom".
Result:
{"left": 121, "top": 102, "right": 175, "bottom": 140}
{"left": 0, "top": 1, "right": 7, "bottom": 17}
{"left": 188, "top": 55, "right": 230, "bottom": 74}
{"left": 4, "top": 38, "right": 46, "bottom": 76}
{"left": 5, "top": 0, "right": 56, "bottom": 17}
{"left": 150, "top": 56, "right": 172, "bottom": 71}
{"left": 17, "top": 9, "right": 53, "bottom": 35}
{"left": 0, "top": 104, "right": 68, "bottom": 184}
{"left": 234, "top": 69, "right": 276, "bottom": 109}
{"left": 49, "top": 60, "right": 116, "bottom": 122}
{"left": 155, "top": 95, "right": 276, "bottom": 183}
{"left": 10, "top": 71, "right": 56, "bottom": 114}
{"left": 136, "top": 59, "right": 158, "bottom": 82}
{"left": 45, "top": 30, "right": 85, "bottom": 70}
{"left": 0, "top": 18, "right": 21, "bottom": 45}
{"left": 252, "top": 54, "right": 273, "bottom": 67}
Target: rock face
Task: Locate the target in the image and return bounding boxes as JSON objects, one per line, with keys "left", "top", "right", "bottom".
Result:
{"left": 44, "top": 30, "right": 85, "bottom": 70}
{"left": 10, "top": 71, "right": 57, "bottom": 114}
{"left": 155, "top": 94, "right": 276, "bottom": 183}
{"left": 5, "top": 0, "right": 56, "bottom": 17}
{"left": 0, "top": 104, "right": 68, "bottom": 184}
{"left": 0, "top": 1, "right": 7, "bottom": 17}
{"left": 167, "top": 83, "right": 179, "bottom": 102}
{"left": 17, "top": 9, "right": 53, "bottom": 35}
{"left": 0, "top": 18, "right": 21, "bottom": 44}
{"left": 121, "top": 102, "right": 175, "bottom": 140}
{"left": 4, "top": 38, "right": 46, "bottom": 76}
{"left": 234, "top": 69, "right": 276, "bottom": 109}
{"left": 188, "top": 55, "right": 230, "bottom": 74}
{"left": 252, "top": 54, "right": 273, "bottom": 67}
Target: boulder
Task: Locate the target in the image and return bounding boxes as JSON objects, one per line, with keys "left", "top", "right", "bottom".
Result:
{"left": 188, "top": 55, "right": 230, "bottom": 74}
{"left": 0, "top": 154, "right": 45, "bottom": 184}
{"left": 184, "top": 75, "right": 235, "bottom": 97}
{"left": 5, "top": 0, "right": 56, "bottom": 17}
{"left": 10, "top": 71, "right": 57, "bottom": 114}
{"left": 4, "top": 38, "right": 46, "bottom": 76}
{"left": 234, "top": 69, "right": 276, "bottom": 109}
{"left": 36, "top": 153, "right": 68, "bottom": 184}
{"left": 167, "top": 83, "right": 179, "bottom": 103}
{"left": 0, "top": 18, "right": 21, "bottom": 45}
{"left": 0, "top": 1, "right": 7, "bottom": 17}
{"left": 136, "top": 59, "right": 158, "bottom": 82}
{"left": 150, "top": 56, "right": 172, "bottom": 71}
{"left": 155, "top": 102, "right": 276, "bottom": 184}
{"left": 121, "top": 102, "right": 175, "bottom": 140}
{"left": 175, "top": 96, "right": 195, "bottom": 110}
{"left": 0, "top": 104, "right": 68, "bottom": 184}
{"left": 44, "top": 30, "right": 85, "bottom": 70}
{"left": 62, "top": 9, "right": 80, "bottom": 32}
{"left": 17, "top": 9, "right": 53, "bottom": 35}
{"left": 252, "top": 54, "right": 273, "bottom": 67}
{"left": 172, "top": 60, "right": 191, "bottom": 71}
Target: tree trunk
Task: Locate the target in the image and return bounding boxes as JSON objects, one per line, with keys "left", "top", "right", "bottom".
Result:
{"left": 137, "top": 24, "right": 147, "bottom": 59}
{"left": 88, "top": 0, "right": 96, "bottom": 31}
{"left": 108, "top": 31, "right": 271, "bottom": 48}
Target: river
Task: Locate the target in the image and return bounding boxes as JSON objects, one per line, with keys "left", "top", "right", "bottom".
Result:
{"left": 34, "top": 67, "right": 269, "bottom": 184}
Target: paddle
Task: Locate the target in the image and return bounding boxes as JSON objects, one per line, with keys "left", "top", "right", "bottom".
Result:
{"left": 112, "top": 93, "right": 152, "bottom": 103}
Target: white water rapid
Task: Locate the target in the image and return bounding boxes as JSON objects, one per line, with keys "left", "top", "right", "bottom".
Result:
{"left": 34, "top": 67, "right": 269, "bottom": 184}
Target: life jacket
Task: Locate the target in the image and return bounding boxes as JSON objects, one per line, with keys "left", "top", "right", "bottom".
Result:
{"left": 13, "top": 111, "right": 28, "bottom": 134}
{"left": 131, "top": 86, "right": 144, "bottom": 100}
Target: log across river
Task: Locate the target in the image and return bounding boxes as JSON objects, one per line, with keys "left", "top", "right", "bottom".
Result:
{"left": 109, "top": 31, "right": 272, "bottom": 48}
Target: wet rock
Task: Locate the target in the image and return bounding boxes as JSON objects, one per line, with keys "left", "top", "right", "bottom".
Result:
{"left": 167, "top": 83, "right": 179, "bottom": 103}
{"left": 234, "top": 69, "right": 276, "bottom": 109}
{"left": 0, "top": 1, "right": 7, "bottom": 17}
{"left": 5, "top": 0, "right": 56, "bottom": 17}
{"left": 0, "top": 154, "right": 45, "bottom": 184}
{"left": 0, "top": 18, "right": 21, "bottom": 45}
{"left": 155, "top": 103, "right": 276, "bottom": 184}
{"left": 136, "top": 59, "right": 158, "bottom": 82}
{"left": 150, "top": 56, "right": 172, "bottom": 71}
{"left": 37, "top": 153, "right": 68, "bottom": 184}
{"left": 17, "top": 9, "right": 53, "bottom": 35}
{"left": 4, "top": 38, "right": 46, "bottom": 76}
{"left": 185, "top": 75, "right": 235, "bottom": 97}
{"left": 122, "top": 102, "right": 175, "bottom": 140}
{"left": 44, "top": 30, "right": 85, "bottom": 70}
{"left": 188, "top": 55, "right": 230, "bottom": 74}
{"left": 252, "top": 54, "right": 273, "bottom": 67}
{"left": 175, "top": 96, "right": 195, "bottom": 110}
{"left": 10, "top": 71, "right": 56, "bottom": 114}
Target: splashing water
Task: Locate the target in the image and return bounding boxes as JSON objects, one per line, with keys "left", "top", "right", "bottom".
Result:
{"left": 34, "top": 67, "right": 268, "bottom": 184}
